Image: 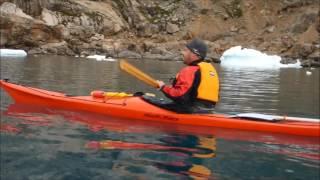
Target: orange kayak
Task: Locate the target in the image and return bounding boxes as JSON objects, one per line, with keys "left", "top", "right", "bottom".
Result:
{"left": 1, "top": 80, "right": 319, "bottom": 137}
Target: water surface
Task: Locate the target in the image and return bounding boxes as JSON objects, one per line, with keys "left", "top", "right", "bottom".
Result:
{"left": 1, "top": 55, "right": 319, "bottom": 179}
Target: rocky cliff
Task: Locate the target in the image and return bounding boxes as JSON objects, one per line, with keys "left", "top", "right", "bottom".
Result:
{"left": 0, "top": 0, "right": 319, "bottom": 66}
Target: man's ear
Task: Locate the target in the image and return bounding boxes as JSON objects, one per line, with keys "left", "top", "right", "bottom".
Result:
{"left": 191, "top": 53, "right": 200, "bottom": 60}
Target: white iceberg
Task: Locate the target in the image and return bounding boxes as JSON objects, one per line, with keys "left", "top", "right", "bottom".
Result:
{"left": 86, "top": 55, "right": 116, "bottom": 62}
{"left": 0, "top": 49, "right": 27, "bottom": 57}
{"left": 220, "top": 46, "right": 301, "bottom": 69}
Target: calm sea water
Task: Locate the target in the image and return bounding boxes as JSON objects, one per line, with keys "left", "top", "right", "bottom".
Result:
{"left": 0, "top": 55, "right": 319, "bottom": 180}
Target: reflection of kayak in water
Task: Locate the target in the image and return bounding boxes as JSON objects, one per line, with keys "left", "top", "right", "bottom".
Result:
{"left": 0, "top": 124, "right": 21, "bottom": 134}
{"left": 87, "top": 140, "right": 199, "bottom": 152}
{"left": 1, "top": 80, "right": 319, "bottom": 137}
{"left": 86, "top": 136, "right": 216, "bottom": 158}
{"left": 3, "top": 103, "right": 319, "bottom": 149}
{"left": 3, "top": 103, "right": 319, "bottom": 163}
{"left": 85, "top": 137, "right": 216, "bottom": 179}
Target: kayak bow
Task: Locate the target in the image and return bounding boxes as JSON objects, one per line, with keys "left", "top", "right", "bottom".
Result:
{"left": 1, "top": 80, "right": 319, "bottom": 137}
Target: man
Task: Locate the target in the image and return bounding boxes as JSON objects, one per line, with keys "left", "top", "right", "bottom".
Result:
{"left": 156, "top": 38, "right": 220, "bottom": 113}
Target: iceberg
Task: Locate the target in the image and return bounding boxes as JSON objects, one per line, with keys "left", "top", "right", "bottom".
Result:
{"left": 86, "top": 55, "right": 116, "bottom": 62}
{"left": 0, "top": 49, "right": 27, "bottom": 57}
{"left": 220, "top": 46, "right": 301, "bottom": 69}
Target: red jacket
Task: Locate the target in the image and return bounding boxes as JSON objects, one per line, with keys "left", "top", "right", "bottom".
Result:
{"left": 161, "top": 65, "right": 200, "bottom": 104}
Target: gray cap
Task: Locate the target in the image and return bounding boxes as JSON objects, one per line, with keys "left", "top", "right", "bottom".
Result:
{"left": 186, "top": 38, "right": 208, "bottom": 60}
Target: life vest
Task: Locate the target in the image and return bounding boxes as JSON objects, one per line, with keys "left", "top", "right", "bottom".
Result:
{"left": 197, "top": 62, "right": 219, "bottom": 103}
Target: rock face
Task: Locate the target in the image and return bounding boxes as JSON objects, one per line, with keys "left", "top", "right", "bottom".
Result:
{"left": 0, "top": 0, "right": 319, "bottom": 66}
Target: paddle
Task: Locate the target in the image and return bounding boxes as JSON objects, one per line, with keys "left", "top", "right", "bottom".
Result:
{"left": 119, "top": 59, "right": 160, "bottom": 88}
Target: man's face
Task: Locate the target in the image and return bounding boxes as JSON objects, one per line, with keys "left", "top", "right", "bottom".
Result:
{"left": 182, "top": 47, "right": 198, "bottom": 65}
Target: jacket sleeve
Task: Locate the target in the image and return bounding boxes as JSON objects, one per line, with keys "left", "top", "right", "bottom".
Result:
{"left": 161, "top": 66, "right": 198, "bottom": 100}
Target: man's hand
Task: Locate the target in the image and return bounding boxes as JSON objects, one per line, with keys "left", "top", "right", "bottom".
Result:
{"left": 157, "top": 80, "right": 165, "bottom": 90}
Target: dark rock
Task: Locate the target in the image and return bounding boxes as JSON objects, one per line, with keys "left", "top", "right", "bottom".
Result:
{"left": 137, "top": 24, "right": 159, "bottom": 37}
{"left": 301, "top": 57, "right": 320, "bottom": 67}
{"left": 6, "top": 0, "right": 51, "bottom": 17}
{"left": 280, "top": 0, "right": 315, "bottom": 12}
{"left": 291, "top": 13, "right": 318, "bottom": 34}
{"left": 316, "top": 10, "right": 320, "bottom": 33}
{"left": 28, "top": 47, "right": 45, "bottom": 54}
{"left": 280, "top": 56, "right": 299, "bottom": 64}
{"left": 142, "top": 52, "right": 179, "bottom": 60}
{"left": 166, "top": 22, "right": 179, "bottom": 34}
{"left": 150, "top": 46, "right": 168, "bottom": 55}
{"left": 291, "top": 43, "right": 315, "bottom": 58}
{"left": 117, "top": 50, "right": 142, "bottom": 59}
{"left": 207, "top": 56, "right": 221, "bottom": 64}
{"left": 222, "top": 0, "right": 243, "bottom": 18}
{"left": 281, "top": 35, "right": 295, "bottom": 49}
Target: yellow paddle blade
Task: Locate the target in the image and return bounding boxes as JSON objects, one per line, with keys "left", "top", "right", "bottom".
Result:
{"left": 119, "top": 59, "right": 159, "bottom": 88}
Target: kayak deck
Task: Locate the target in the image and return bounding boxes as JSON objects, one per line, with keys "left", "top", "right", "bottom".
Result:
{"left": 1, "top": 80, "right": 319, "bottom": 137}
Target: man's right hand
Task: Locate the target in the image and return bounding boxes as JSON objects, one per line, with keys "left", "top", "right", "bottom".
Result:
{"left": 157, "top": 80, "right": 165, "bottom": 90}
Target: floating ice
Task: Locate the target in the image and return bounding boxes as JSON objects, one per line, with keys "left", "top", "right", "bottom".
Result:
{"left": 306, "top": 71, "right": 312, "bottom": 75}
{"left": 86, "top": 55, "right": 116, "bottom": 62}
{"left": 0, "top": 49, "right": 27, "bottom": 57}
{"left": 220, "top": 46, "right": 301, "bottom": 69}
